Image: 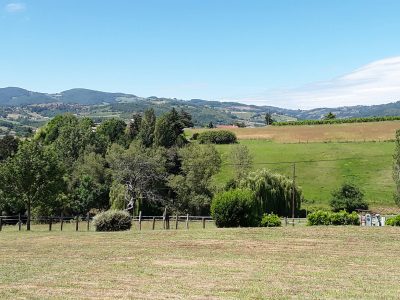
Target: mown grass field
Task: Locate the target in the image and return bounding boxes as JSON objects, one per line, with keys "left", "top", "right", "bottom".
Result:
{"left": 0, "top": 227, "right": 399, "bottom": 299}
{"left": 188, "top": 120, "right": 400, "bottom": 142}
{"left": 215, "top": 140, "right": 396, "bottom": 211}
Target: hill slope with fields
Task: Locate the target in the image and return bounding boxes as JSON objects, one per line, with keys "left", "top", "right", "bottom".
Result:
{"left": 192, "top": 122, "right": 400, "bottom": 212}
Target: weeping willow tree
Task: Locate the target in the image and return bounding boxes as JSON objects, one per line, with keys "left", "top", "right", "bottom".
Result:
{"left": 239, "top": 169, "right": 302, "bottom": 217}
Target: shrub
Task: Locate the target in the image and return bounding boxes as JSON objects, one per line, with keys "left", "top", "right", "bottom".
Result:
{"left": 197, "top": 130, "right": 237, "bottom": 144}
{"left": 93, "top": 210, "right": 132, "bottom": 231}
{"left": 330, "top": 183, "right": 368, "bottom": 212}
{"left": 307, "top": 210, "right": 360, "bottom": 226}
{"left": 307, "top": 210, "right": 331, "bottom": 225}
{"left": 329, "top": 210, "right": 360, "bottom": 225}
{"left": 260, "top": 213, "right": 281, "bottom": 227}
{"left": 211, "top": 188, "right": 259, "bottom": 227}
{"left": 191, "top": 132, "right": 199, "bottom": 140}
{"left": 386, "top": 215, "right": 400, "bottom": 226}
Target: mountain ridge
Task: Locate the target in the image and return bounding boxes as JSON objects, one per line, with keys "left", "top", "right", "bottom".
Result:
{"left": 2, "top": 87, "right": 400, "bottom": 122}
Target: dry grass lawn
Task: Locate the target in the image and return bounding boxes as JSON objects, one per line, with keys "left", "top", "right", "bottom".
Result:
{"left": 0, "top": 226, "right": 399, "bottom": 299}
{"left": 188, "top": 121, "right": 400, "bottom": 142}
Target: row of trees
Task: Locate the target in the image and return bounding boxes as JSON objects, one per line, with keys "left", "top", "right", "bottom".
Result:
{"left": 0, "top": 109, "right": 227, "bottom": 227}
{"left": 272, "top": 115, "right": 400, "bottom": 126}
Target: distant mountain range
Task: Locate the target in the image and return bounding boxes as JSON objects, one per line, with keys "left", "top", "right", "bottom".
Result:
{"left": 2, "top": 87, "right": 400, "bottom": 126}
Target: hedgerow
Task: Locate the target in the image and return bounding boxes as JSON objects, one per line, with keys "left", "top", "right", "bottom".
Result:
{"left": 272, "top": 116, "right": 400, "bottom": 126}
{"left": 197, "top": 130, "right": 237, "bottom": 144}
{"left": 386, "top": 215, "right": 400, "bottom": 226}
{"left": 307, "top": 210, "right": 360, "bottom": 226}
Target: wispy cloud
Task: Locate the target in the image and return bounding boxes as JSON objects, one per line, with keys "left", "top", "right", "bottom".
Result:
{"left": 231, "top": 56, "right": 400, "bottom": 109}
{"left": 5, "top": 2, "right": 26, "bottom": 13}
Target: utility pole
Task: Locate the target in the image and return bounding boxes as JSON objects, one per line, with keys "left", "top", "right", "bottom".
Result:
{"left": 292, "top": 163, "right": 296, "bottom": 226}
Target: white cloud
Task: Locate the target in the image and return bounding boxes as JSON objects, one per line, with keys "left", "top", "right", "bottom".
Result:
{"left": 230, "top": 56, "right": 400, "bottom": 109}
{"left": 5, "top": 2, "right": 26, "bottom": 13}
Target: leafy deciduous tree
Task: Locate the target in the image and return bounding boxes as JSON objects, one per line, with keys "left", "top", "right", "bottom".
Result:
{"left": 0, "top": 141, "right": 65, "bottom": 230}
{"left": 330, "top": 183, "right": 367, "bottom": 212}
{"left": 230, "top": 144, "right": 253, "bottom": 180}
{"left": 107, "top": 142, "right": 166, "bottom": 215}
{"left": 168, "top": 144, "right": 221, "bottom": 214}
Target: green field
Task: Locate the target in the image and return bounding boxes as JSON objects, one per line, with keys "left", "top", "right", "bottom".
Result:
{"left": 215, "top": 140, "right": 396, "bottom": 211}
{"left": 1, "top": 227, "right": 399, "bottom": 299}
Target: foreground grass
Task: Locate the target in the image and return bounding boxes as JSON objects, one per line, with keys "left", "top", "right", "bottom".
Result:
{"left": 215, "top": 140, "right": 396, "bottom": 211}
{"left": 0, "top": 227, "right": 399, "bottom": 299}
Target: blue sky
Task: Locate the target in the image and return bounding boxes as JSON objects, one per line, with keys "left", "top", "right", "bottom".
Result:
{"left": 1, "top": 0, "right": 400, "bottom": 108}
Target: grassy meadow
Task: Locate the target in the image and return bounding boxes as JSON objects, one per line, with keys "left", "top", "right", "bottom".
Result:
{"left": 215, "top": 140, "right": 396, "bottom": 210}
{"left": 188, "top": 121, "right": 400, "bottom": 211}
{"left": 1, "top": 227, "right": 399, "bottom": 299}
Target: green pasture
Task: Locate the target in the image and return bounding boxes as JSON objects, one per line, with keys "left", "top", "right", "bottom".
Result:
{"left": 215, "top": 140, "right": 396, "bottom": 210}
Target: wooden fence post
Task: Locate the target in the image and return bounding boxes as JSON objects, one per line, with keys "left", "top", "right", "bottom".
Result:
{"left": 75, "top": 216, "right": 79, "bottom": 231}
{"left": 152, "top": 217, "right": 156, "bottom": 230}
{"left": 285, "top": 217, "right": 288, "bottom": 226}
{"left": 202, "top": 217, "right": 206, "bottom": 229}
{"left": 186, "top": 214, "right": 189, "bottom": 230}
{"left": 138, "top": 211, "right": 142, "bottom": 231}
{"left": 49, "top": 217, "right": 52, "bottom": 231}
{"left": 175, "top": 214, "right": 178, "bottom": 230}
{"left": 87, "top": 212, "right": 90, "bottom": 231}
{"left": 166, "top": 214, "right": 170, "bottom": 230}
{"left": 18, "top": 213, "right": 21, "bottom": 231}
{"left": 60, "top": 213, "right": 64, "bottom": 231}
{"left": 163, "top": 208, "right": 166, "bottom": 230}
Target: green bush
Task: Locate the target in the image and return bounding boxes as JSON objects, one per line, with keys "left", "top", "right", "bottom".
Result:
{"left": 260, "top": 213, "right": 281, "bottom": 227}
{"left": 211, "top": 188, "right": 259, "bottom": 227}
{"left": 329, "top": 210, "right": 360, "bottom": 225}
{"left": 307, "top": 210, "right": 331, "bottom": 225}
{"left": 330, "top": 183, "right": 368, "bottom": 212}
{"left": 191, "top": 132, "right": 199, "bottom": 140}
{"left": 197, "top": 130, "right": 237, "bottom": 144}
{"left": 307, "top": 210, "right": 360, "bottom": 226}
{"left": 386, "top": 215, "right": 400, "bottom": 226}
{"left": 93, "top": 210, "right": 132, "bottom": 231}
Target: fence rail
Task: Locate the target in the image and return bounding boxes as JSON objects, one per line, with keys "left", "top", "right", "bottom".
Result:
{"left": 0, "top": 213, "right": 216, "bottom": 232}
{"left": 5, "top": 214, "right": 390, "bottom": 232}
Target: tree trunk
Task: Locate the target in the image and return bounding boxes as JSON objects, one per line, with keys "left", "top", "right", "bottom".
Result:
{"left": 27, "top": 200, "right": 31, "bottom": 231}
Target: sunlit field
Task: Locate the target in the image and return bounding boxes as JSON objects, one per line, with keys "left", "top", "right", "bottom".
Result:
{"left": 215, "top": 140, "right": 397, "bottom": 211}
{"left": 187, "top": 121, "right": 400, "bottom": 142}
{"left": 0, "top": 227, "right": 399, "bottom": 299}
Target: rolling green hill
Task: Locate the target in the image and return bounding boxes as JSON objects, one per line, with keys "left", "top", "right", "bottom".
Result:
{"left": 215, "top": 140, "right": 397, "bottom": 212}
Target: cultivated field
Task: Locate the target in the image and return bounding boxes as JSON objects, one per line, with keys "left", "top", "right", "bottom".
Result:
{"left": 0, "top": 227, "right": 399, "bottom": 299}
{"left": 188, "top": 120, "right": 400, "bottom": 142}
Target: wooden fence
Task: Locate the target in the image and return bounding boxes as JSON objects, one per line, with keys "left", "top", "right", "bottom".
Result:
{"left": 0, "top": 213, "right": 214, "bottom": 232}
